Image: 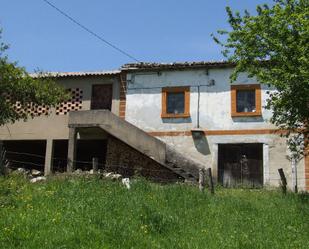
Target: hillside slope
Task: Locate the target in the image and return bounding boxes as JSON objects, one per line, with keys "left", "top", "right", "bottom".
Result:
{"left": 0, "top": 176, "right": 308, "bottom": 249}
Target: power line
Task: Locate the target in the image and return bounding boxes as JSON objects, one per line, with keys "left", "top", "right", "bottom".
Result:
{"left": 42, "top": 0, "right": 140, "bottom": 63}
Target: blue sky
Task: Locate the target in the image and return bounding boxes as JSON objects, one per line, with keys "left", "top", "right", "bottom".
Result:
{"left": 1, "top": 0, "right": 273, "bottom": 72}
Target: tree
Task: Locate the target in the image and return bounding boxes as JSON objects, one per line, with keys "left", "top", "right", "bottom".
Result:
{"left": 213, "top": 0, "right": 309, "bottom": 158}
{"left": 0, "top": 28, "right": 68, "bottom": 126}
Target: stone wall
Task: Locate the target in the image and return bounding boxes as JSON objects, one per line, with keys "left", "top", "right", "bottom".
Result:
{"left": 105, "top": 136, "right": 182, "bottom": 182}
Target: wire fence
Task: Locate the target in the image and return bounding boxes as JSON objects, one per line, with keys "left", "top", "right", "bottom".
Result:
{"left": 2, "top": 149, "right": 182, "bottom": 182}
{"left": 1, "top": 149, "right": 308, "bottom": 186}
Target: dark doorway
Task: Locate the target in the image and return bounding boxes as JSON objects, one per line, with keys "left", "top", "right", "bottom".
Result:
{"left": 91, "top": 84, "right": 113, "bottom": 110}
{"left": 76, "top": 139, "right": 107, "bottom": 170}
{"left": 52, "top": 139, "right": 107, "bottom": 172}
{"left": 53, "top": 140, "right": 68, "bottom": 173}
{"left": 218, "top": 143, "right": 263, "bottom": 187}
{"left": 3, "top": 140, "right": 46, "bottom": 171}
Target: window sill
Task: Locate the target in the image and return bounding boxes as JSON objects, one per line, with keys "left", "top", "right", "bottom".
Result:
{"left": 231, "top": 112, "right": 262, "bottom": 117}
{"left": 161, "top": 113, "right": 191, "bottom": 119}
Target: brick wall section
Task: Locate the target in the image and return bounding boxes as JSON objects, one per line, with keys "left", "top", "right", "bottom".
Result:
{"left": 119, "top": 72, "right": 127, "bottom": 119}
{"left": 105, "top": 136, "right": 182, "bottom": 182}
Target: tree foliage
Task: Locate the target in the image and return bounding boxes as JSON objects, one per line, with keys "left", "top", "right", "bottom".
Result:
{"left": 213, "top": 0, "right": 309, "bottom": 158}
{"left": 0, "top": 28, "right": 67, "bottom": 126}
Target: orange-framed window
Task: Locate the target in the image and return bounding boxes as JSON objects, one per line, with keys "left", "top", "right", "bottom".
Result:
{"left": 161, "top": 86, "right": 190, "bottom": 118}
{"left": 231, "top": 84, "right": 262, "bottom": 117}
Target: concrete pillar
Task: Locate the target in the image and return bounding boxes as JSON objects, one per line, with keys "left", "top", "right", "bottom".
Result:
{"left": 67, "top": 127, "right": 77, "bottom": 172}
{"left": 211, "top": 144, "right": 218, "bottom": 181}
{"left": 263, "top": 144, "right": 270, "bottom": 185}
{"left": 44, "top": 139, "right": 54, "bottom": 176}
{"left": 291, "top": 158, "right": 298, "bottom": 193}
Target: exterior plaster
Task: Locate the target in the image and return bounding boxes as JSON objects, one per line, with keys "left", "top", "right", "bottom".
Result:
{"left": 126, "top": 68, "right": 275, "bottom": 132}
{"left": 125, "top": 68, "right": 306, "bottom": 190}
{"left": 0, "top": 75, "right": 120, "bottom": 140}
{"left": 156, "top": 134, "right": 305, "bottom": 190}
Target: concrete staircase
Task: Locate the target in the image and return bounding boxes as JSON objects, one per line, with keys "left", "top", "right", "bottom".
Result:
{"left": 68, "top": 110, "right": 203, "bottom": 181}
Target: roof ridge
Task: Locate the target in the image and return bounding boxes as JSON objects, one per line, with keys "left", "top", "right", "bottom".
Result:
{"left": 122, "top": 60, "right": 234, "bottom": 70}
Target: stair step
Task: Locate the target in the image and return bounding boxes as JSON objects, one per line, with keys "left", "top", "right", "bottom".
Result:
{"left": 186, "top": 173, "right": 194, "bottom": 178}
{"left": 175, "top": 170, "right": 184, "bottom": 173}
{"left": 170, "top": 167, "right": 197, "bottom": 178}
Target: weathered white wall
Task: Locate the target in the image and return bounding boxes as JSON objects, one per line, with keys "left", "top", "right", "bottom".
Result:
{"left": 157, "top": 134, "right": 305, "bottom": 190}
{"left": 126, "top": 68, "right": 275, "bottom": 131}
{"left": 125, "top": 68, "right": 306, "bottom": 190}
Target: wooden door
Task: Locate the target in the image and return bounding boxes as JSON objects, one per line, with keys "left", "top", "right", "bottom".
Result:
{"left": 218, "top": 143, "right": 263, "bottom": 187}
{"left": 91, "top": 84, "right": 113, "bottom": 110}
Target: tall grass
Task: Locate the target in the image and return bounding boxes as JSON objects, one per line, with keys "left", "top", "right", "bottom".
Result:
{"left": 0, "top": 175, "right": 308, "bottom": 249}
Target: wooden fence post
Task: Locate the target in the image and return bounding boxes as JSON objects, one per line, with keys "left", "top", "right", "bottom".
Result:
{"left": 199, "top": 168, "right": 205, "bottom": 192}
{"left": 92, "top": 157, "right": 98, "bottom": 173}
{"left": 0, "top": 141, "right": 5, "bottom": 176}
{"left": 278, "top": 168, "right": 287, "bottom": 194}
{"left": 206, "top": 168, "right": 215, "bottom": 195}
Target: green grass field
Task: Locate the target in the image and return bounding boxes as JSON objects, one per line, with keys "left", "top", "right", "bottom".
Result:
{"left": 0, "top": 175, "right": 308, "bottom": 249}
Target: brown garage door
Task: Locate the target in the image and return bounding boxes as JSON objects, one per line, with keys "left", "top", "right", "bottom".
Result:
{"left": 218, "top": 143, "right": 263, "bottom": 187}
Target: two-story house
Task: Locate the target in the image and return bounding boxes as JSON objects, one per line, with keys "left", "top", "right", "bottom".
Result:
{"left": 0, "top": 61, "right": 308, "bottom": 190}
{"left": 121, "top": 61, "right": 308, "bottom": 190}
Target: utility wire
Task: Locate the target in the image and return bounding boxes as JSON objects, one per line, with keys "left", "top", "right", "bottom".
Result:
{"left": 42, "top": 0, "right": 140, "bottom": 63}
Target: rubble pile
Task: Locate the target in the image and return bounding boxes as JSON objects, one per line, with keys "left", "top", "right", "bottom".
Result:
{"left": 7, "top": 167, "right": 130, "bottom": 188}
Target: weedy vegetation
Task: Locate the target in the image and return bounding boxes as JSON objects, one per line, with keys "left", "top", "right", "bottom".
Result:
{"left": 0, "top": 175, "right": 308, "bottom": 249}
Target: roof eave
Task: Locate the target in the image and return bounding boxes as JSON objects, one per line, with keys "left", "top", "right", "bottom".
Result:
{"left": 30, "top": 70, "right": 121, "bottom": 79}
